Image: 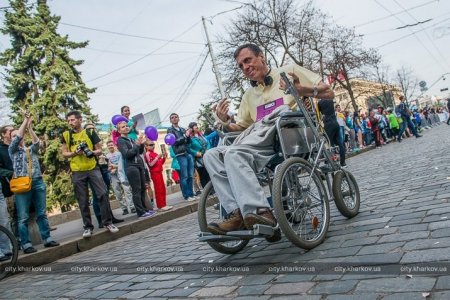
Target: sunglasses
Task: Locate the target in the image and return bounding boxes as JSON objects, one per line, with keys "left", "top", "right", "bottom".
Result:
{"left": 147, "top": 144, "right": 155, "bottom": 146}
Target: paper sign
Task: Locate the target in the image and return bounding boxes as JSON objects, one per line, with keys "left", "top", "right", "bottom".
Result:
{"left": 256, "top": 98, "right": 284, "bottom": 121}
{"left": 132, "top": 113, "right": 145, "bottom": 130}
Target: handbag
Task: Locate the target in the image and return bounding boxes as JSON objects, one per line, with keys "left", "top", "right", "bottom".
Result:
{"left": 194, "top": 157, "right": 204, "bottom": 168}
{"left": 10, "top": 148, "right": 32, "bottom": 194}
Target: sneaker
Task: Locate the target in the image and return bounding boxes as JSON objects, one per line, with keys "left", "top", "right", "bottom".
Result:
{"left": 44, "top": 241, "right": 60, "bottom": 248}
{"left": 187, "top": 197, "right": 197, "bottom": 202}
{"left": 161, "top": 206, "right": 173, "bottom": 211}
{"left": 112, "top": 217, "right": 124, "bottom": 224}
{"left": 130, "top": 207, "right": 136, "bottom": 214}
{"left": 416, "top": 135, "right": 422, "bottom": 138}
{"left": 23, "top": 247, "right": 37, "bottom": 254}
{"left": 340, "top": 163, "right": 348, "bottom": 168}
{"left": 139, "top": 211, "right": 156, "bottom": 218}
{"left": 105, "top": 224, "right": 119, "bottom": 233}
{"left": 122, "top": 209, "right": 129, "bottom": 215}
{"left": 243, "top": 208, "right": 277, "bottom": 229}
{"left": 82, "top": 229, "right": 93, "bottom": 238}
{"left": 207, "top": 209, "right": 246, "bottom": 235}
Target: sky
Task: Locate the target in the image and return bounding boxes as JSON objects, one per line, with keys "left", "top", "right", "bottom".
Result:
{"left": 0, "top": 0, "right": 449, "bottom": 127}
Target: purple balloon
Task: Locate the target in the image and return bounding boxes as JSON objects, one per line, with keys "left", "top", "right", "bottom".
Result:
{"left": 145, "top": 126, "right": 158, "bottom": 141}
{"left": 111, "top": 115, "right": 128, "bottom": 126}
{"left": 164, "top": 133, "right": 176, "bottom": 146}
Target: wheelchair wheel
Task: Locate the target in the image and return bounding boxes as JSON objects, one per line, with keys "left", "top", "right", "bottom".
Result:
{"left": 332, "top": 170, "right": 360, "bottom": 218}
{"left": 198, "top": 182, "right": 249, "bottom": 254}
{"left": 272, "top": 157, "right": 330, "bottom": 250}
{"left": 0, "top": 224, "right": 19, "bottom": 281}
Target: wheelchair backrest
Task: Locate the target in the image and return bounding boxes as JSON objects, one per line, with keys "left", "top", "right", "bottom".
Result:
{"left": 276, "top": 113, "right": 318, "bottom": 157}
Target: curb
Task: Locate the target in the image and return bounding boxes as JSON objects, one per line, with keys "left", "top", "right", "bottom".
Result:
{"left": 15, "top": 201, "right": 199, "bottom": 268}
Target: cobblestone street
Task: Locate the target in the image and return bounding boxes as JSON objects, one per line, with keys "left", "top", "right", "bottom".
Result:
{"left": 1, "top": 125, "right": 450, "bottom": 299}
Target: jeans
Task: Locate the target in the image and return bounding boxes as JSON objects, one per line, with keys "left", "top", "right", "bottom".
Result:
{"left": 15, "top": 178, "right": 54, "bottom": 249}
{"left": 110, "top": 174, "right": 134, "bottom": 211}
{"left": 72, "top": 168, "right": 112, "bottom": 230}
{"left": 0, "top": 183, "right": 12, "bottom": 255}
{"left": 398, "top": 116, "right": 418, "bottom": 140}
{"left": 177, "top": 153, "right": 195, "bottom": 199}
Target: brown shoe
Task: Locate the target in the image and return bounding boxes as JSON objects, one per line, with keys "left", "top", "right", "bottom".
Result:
{"left": 244, "top": 208, "right": 277, "bottom": 229}
{"left": 207, "top": 209, "right": 246, "bottom": 235}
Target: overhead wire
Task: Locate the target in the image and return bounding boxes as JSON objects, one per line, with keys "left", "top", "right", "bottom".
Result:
{"left": 60, "top": 22, "right": 203, "bottom": 45}
{"left": 355, "top": 0, "right": 439, "bottom": 28}
{"left": 392, "top": 0, "right": 450, "bottom": 71}
{"left": 84, "top": 47, "right": 199, "bottom": 57}
{"left": 162, "top": 47, "right": 210, "bottom": 123}
{"left": 86, "top": 20, "right": 203, "bottom": 83}
{"left": 373, "top": 0, "right": 447, "bottom": 74}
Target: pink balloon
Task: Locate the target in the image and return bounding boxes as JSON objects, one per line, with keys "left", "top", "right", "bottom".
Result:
{"left": 111, "top": 115, "right": 128, "bottom": 126}
{"left": 164, "top": 133, "right": 176, "bottom": 146}
{"left": 145, "top": 126, "right": 158, "bottom": 141}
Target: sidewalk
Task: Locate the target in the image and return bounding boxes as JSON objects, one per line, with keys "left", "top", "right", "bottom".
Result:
{"left": 16, "top": 190, "right": 199, "bottom": 267}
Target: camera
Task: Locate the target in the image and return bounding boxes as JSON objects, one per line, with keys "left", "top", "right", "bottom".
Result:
{"left": 76, "top": 141, "right": 95, "bottom": 158}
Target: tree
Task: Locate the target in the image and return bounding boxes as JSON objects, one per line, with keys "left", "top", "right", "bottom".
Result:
{"left": 0, "top": 0, "right": 95, "bottom": 211}
{"left": 324, "top": 25, "right": 380, "bottom": 113}
{"left": 396, "top": 65, "right": 418, "bottom": 106}
{"left": 371, "top": 60, "right": 396, "bottom": 109}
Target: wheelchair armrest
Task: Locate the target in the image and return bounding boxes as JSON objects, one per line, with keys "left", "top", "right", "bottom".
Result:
{"left": 221, "top": 131, "right": 243, "bottom": 146}
{"left": 279, "top": 111, "right": 305, "bottom": 118}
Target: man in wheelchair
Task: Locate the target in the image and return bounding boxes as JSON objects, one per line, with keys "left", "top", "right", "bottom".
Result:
{"left": 203, "top": 43, "right": 335, "bottom": 237}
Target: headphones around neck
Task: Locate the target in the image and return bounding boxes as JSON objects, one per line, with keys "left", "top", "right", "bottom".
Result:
{"left": 250, "top": 69, "right": 273, "bottom": 87}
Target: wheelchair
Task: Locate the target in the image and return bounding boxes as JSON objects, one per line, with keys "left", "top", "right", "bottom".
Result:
{"left": 198, "top": 73, "right": 360, "bottom": 254}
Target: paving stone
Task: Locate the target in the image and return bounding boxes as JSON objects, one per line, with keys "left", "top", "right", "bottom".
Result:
{"left": 381, "top": 292, "right": 437, "bottom": 300}
{"left": 120, "top": 290, "right": 153, "bottom": 299}
{"left": 190, "top": 286, "right": 238, "bottom": 297}
{"left": 325, "top": 295, "right": 379, "bottom": 300}
{"left": 367, "top": 227, "right": 398, "bottom": 236}
{"left": 341, "top": 237, "right": 379, "bottom": 247}
{"left": 237, "top": 284, "right": 271, "bottom": 295}
{"left": 271, "top": 296, "right": 321, "bottom": 300}
{"left": 309, "top": 280, "right": 358, "bottom": 294}
{"left": 98, "top": 290, "right": 128, "bottom": 298}
{"left": 428, "top": 220, "right": 450, "bottom": 230}
{"left": 77, "top": 289, "right": 108, "bottom": 299}
{"left": 403, "top": 237, "right": 450, "bottom": 251}
{"left": 387, "top": 218, "right": 423, "bottom": 227}
{"left": 274, "top": 274, "right": 315, "bottom": 283}
{"left": 431, "top": 228, "right": 450, "bottom": 238}
{"left": 341, "top": 252, "right": 403, "bottom": 264}
{"left": 238, "top": 274, "right": 277, "bottom": 285}
{"left": 162, "top": 287, "right": 200, "bottom": 297}
{"left": 401, "top": 248, "right": 450, "bottom": 263}
{"left": 377, "top": 231, "right": 429, "bottom": 243}
{"left": 397, "top": 223, "right": 428, "bottom": 233}
{"left": 353, "top": 277, "right": 436, "bottom": 293}
{"left": 435, "top": 275, "right": 450, "bottom": 290}
{"left": 263, "top": 282, "right": 315, "bottom": 295}
{"left": 357, "top": 242, "right": 404, "bottom": 255}
{"left": 206, "top": 275, "right": 243, "bottom": 286}
{"left": 234, "top": 296, "right": 271, "bottom": 300}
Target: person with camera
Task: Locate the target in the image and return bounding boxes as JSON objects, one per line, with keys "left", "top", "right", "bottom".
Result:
{"left": 204, "top": 43, "right": 333, "bottom": 238}
{"left": 61, "top": 111, "right": 119, "bottom": 238}
{"left": 9, "top": 111, "right": 59, "bottom": 253}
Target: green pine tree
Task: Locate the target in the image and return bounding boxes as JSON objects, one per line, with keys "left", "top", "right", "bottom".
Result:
{"left": 0, "top": 0, "right": 96, "bottom": 211}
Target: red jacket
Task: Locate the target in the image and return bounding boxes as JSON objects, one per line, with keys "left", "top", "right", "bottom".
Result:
{"left": 144, "top": 150, "right": 166, "bottom": 173}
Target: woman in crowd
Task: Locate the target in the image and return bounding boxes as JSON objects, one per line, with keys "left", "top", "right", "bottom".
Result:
{"left": 187, "top": 122, "right": 210, "bottom": 189}
{"left": 368, "top": 110, "right": 381, "bottom": 148}
{"left": 121, "top": 106, "right": 139, "bottom": 141}
{"left": 9, "top": 111, "right": 59, "bottom": 253}
{"left": 116, "top": 121, "right": 155, "bottom": 218}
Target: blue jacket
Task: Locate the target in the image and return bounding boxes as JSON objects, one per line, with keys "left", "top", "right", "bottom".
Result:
{"left": 187, "top": 135, "right": 210, "bottom": 158}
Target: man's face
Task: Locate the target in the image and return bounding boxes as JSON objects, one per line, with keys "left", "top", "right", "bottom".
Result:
{"left": 67, "top": 115, "right": 82, "bottom": 130}
{"left": 170, "top": 114, "right": 179, "bottom": 125}
{"left": 235, "top": 48, "right": 266, "bottom": 82}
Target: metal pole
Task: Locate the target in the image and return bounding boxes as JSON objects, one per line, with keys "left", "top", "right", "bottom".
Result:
{"left": 202, "top": 16, "right": 226, "bottom": 99}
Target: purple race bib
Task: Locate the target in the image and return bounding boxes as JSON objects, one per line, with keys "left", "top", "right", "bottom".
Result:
{"left": 256, "top": 98, "right": 284, "bottom": 121}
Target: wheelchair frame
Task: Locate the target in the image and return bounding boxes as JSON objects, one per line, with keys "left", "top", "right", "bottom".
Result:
{"left": 198, "top": 73, "right": 360, "bottom": 254}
